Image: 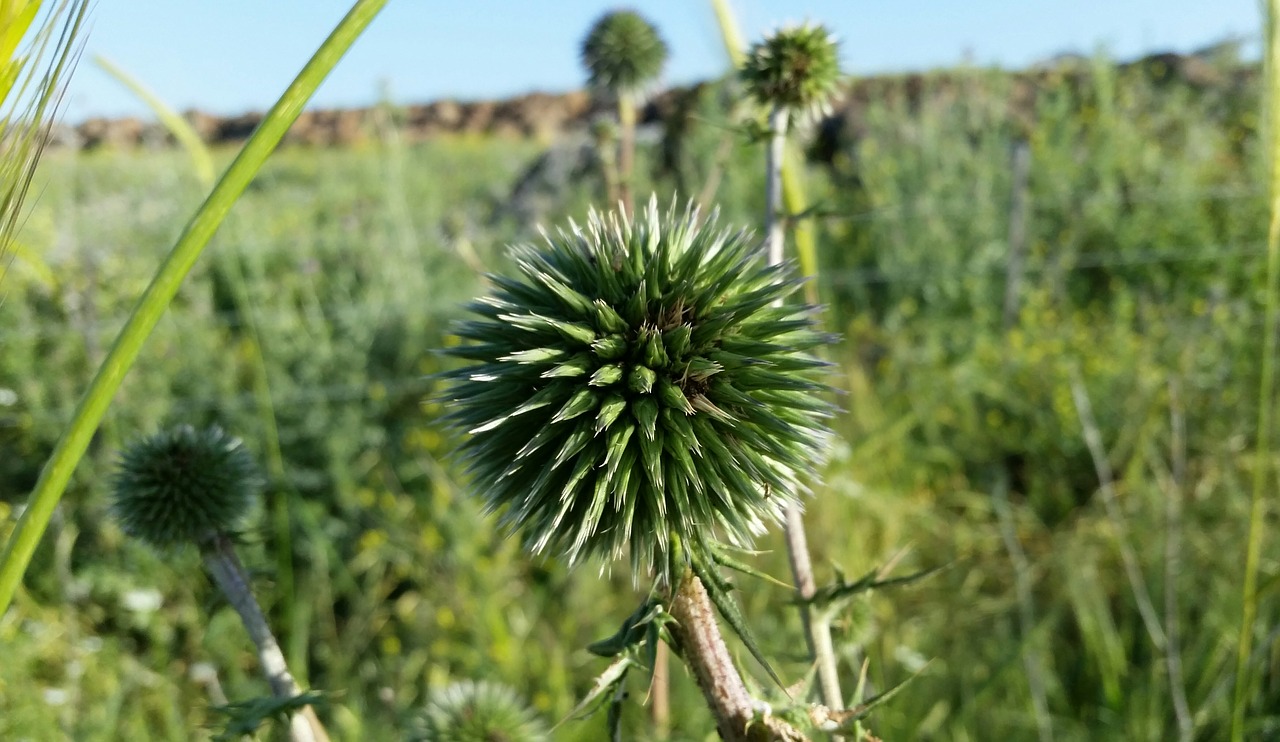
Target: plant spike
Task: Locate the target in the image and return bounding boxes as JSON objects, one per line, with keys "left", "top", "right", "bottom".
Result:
{"left": 440, "top": 197, "right": 832, "bottom": 583}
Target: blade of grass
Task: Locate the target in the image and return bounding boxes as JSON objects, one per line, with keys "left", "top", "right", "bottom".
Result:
{"left": 1233, "top": 0, "right": 1280, "bottom": 736}
{"left": 1, "top": 0, "right": 89, "bottom": 282}
{"left": 0, "top": 0, "right": 389, "bottom": 616}
{"left": 93, "top": 53, "right": 216, "bottom": 188}
{"left": 93, "top": 54, "right": 305, "bottom": 680}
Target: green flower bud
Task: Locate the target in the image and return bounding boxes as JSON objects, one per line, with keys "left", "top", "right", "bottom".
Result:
{"left": 440, "top": 198, "right": 834, "bottom": 579}
{"left": 409, "top": 680, "right": 548, "bottom": 742}
{"left": 110, "top": 425, "right": 261, "bottom": 550}
{"left": 581, "top": 10, "right": 668, "bottom": 98}
{"left": 740, "top": 23, "right": 842, "bottom": 121}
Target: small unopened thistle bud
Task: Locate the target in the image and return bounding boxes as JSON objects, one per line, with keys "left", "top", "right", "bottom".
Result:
{"left": 110, "top": 425, "right": 261, "bottom": 549}
{"left": 440, "top": 198, "right": 834, "bottom": 580}
{"left": 581, "top": 9, "right": 669, "bottom": 99}
{"left": 740, "top": 23, "right": 842, "bottom": 121}
{"left": 410, "top": 680, "right": 548, "bottom": 742}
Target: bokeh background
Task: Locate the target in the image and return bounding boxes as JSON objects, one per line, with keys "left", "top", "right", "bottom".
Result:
{"left": 1, "top": 1, "right": 1275, "bottom": 739}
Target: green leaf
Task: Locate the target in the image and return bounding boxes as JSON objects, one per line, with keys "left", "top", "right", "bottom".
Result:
{"left": 808, "top": 563, "right": 947, "bottom": 611}
{"left": 211, "top": 691, "right": 326, "bottom": 742}
{"left": 830, "top": 664, "right": 929, "bottom": 729}
{"left": 690, "top": 549, "right": 787, "bottom": 690}
{"left": 556, "top": 656, "right": 633, "bottom": 727}
{"left": 710, "top": 543, "right": 793, "bottom": 590}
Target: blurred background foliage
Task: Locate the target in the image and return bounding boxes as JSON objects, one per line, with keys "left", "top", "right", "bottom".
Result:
{"left": 1, "top": 45, "right": 1276, "bottom": 740}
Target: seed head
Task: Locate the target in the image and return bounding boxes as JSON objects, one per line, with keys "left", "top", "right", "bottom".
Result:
{"left": 410, "top": 680, "right": 548, "bottom": 742}
{"left": 581, "top": 10, "right": 668, "bottom": 98}
{"left": 440, "top": 198, "right": 833, "bottom": 579}
{"left": 110, "top": 425, "right": 261, "bottom": 550}
{"left": 740, "top": 23, "right": 842, "bottom": 121}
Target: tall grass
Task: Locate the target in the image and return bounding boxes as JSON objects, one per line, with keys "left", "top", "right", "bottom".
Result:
{"left": 1232, "top": 0, "right": 1280, "bottom": 737}
{"left": 1, "top": 0, "right": 89, "bottom": 278}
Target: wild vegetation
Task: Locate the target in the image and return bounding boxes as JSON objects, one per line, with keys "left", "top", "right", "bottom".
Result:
{"left": 0, "top": 7, "right": 1275, "bottom": 741}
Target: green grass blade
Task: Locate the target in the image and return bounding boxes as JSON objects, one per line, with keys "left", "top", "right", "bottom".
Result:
{"left": 1232, "top": 0, "right": 1280, "bottom": 737}
{"left": 0, "top": 0, "right": 388, "bottom": 616}
{"left": 93, "top": 53, "right": 216, "bottom": 188}
{"left": 1, "top": 0, "right": 89, "bottom": 281}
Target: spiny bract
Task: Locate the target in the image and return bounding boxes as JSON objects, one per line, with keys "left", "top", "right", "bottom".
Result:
{"left": 110, "top": 425, "right": 261, "bottom": 549}
{"left": 409, "top": 680, "right": 548, "bottom": 742}
{"left": 740, "top": 23, "right": 842, "bottom": 121}
{"left": 441, "top": 198, "right": 833, "bottom": 578}
{"left": 580, "top": 9, "right": 668, "bottom": 97}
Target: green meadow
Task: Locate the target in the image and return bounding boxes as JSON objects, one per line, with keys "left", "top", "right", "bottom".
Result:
{"left": 2, "top": 49, "right": 1275, "bottom": 739}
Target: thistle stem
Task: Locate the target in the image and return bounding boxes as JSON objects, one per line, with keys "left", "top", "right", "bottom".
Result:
{"left": 618, "top": 94, "right": 638, "bottom": 217}
{"left": 765, "top": 103, "right": 844, "bottom": 711}
{"left": 202, "top": 533, "right": 329, "bottom": 742}
{"left": 763, "top": 106, "right": 789, "bottom": 264}
{"left": 667, "top": 570, "right": 806, "bottom": 741}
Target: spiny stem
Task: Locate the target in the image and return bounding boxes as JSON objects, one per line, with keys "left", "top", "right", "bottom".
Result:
{"left": 202, "top": 533, "right": 329, "bottom": 742}
{"left": 667, "top": 570, "right": 806, "bottom": 741}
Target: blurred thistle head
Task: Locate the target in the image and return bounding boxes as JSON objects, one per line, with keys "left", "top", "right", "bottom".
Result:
{"left": 440, "top": 198, "right": 833, "bottom": 580}
{"left": 740, "top": 23, "right": 842, "bottom": 121}
{"left": 409, "top": 680, "right": 548, "bottom": 742}
{"left": 580, "top": 9, "right": 668, "bottom": 99}
{"left": 110, "top": 424, "right": 261, "bottom": 550}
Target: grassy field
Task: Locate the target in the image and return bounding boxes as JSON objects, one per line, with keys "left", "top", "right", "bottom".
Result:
{"left": 1, "top": 49, "right": 1277, "bottom": 740}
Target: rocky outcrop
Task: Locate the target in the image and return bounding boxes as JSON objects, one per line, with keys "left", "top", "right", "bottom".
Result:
{"left": 54, "top": 49, "right": 1246, "bottom": 151}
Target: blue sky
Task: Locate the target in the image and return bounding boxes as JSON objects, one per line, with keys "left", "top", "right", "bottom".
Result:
{"left": 63, "top": 1, "right": 1259, "bottom": 120}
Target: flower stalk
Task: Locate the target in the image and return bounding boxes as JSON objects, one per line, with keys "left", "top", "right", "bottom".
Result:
{"left": 581, "top": 10, "right": 668, "bottom": 216}
{"left": 742, "top": 23, "right": 845, "bottom": 712}
{"left": 107, "top": 425, "right": 328, "bottom": 742}
{"left": 667, "top": 569, "right": 806, "bottom": 741}
{"left": 202, "top": 533, "right": 329, "bottom": 742}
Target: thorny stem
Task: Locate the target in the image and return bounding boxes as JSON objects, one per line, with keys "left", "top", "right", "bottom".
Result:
{"left": 667, "top": 570, "right": 807, "bottom": 741}
{"left": 202, "top": 533, "right": 329, "bottom": 742}
{"left": 764, "top": 103, "right": 843, "bottom": 711}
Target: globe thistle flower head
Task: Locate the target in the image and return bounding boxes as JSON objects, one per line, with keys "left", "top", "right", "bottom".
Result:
{"left": 409, "top": 680, "right": 548, "bottom": 742}
{"left": 740, "top": 23, "right": 842, "bottom": 122}
{"left": 581, "top": 9, "right": 669, "bottom": 99}
{"left": 441, "top": 197, "right": 834, "bottom": 580}
{"left": 110, "top": 425, "right": 262, "bottom": 550}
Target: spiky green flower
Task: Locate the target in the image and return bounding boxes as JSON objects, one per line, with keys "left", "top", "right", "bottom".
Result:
{"left": 409, "top": 680, "right": 548, "bottom": 742}
{"left": 110, "top": 425, "right": 261, "bottom": 549}
{"left": 740, "top": 23, "right": 842, "bottom": 121}
{"left": 440, "top": 198, "right": 833, "bottom": 578}
{"left": 581, "top": 10, "right": 668, "bottom": 98}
